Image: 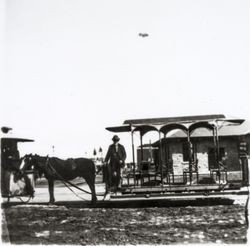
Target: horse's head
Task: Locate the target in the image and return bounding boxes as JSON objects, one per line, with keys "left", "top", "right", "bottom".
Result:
{"left": 22, "top": 154, "right": 48, "bottom": 179}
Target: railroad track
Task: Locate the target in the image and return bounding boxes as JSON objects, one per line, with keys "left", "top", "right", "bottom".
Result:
{"left": 1, "top": 196, "right": 237, "bottom": 209}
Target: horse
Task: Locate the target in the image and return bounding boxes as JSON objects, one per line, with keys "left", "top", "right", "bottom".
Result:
{"left": 22, "top": 154, "right": 97, "bottom": 204}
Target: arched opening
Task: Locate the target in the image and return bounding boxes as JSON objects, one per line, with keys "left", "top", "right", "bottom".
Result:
{"left": 160, "top": 123, "right": 188, "bottom": 173}
{"left": 188, "top": 121, "right": 218, "bottom": 183}
{"left": 132, "top": 125, "right": 160, "bottom": 185}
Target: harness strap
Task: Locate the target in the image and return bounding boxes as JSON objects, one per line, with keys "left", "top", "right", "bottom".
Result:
{"left": 18, "top": 196, "right": 33, "bottom": 203}
{"left": 46, "top": 157, "right": 88, "bottom": 201}
{"left": 45, "top": 156, "right": 50, "bottom": 169}
{"left": 46, "top": 158, "right": 105, "bottom": 197}
{"left": 64, "top": 179, "right": 105, "bottom": 197}
{"left": 55, "top": 176, "right": 88, "bottom": 201}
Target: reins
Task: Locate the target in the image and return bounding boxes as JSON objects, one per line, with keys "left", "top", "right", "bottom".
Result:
{"left": 45, "top": 157, "right": 105, "bottom": 197}
{"left": 17, "top": 196, "right": 33, "bottom": 203}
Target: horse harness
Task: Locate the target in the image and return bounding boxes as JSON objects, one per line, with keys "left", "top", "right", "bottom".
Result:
{"left": 45, "top": 157, "right": 77, "bottom": 175}
{"left": 44, "top": 156, "right": 57, "bottom": 177}
{"left": 44, "top": 156, "right": 104, "bottom": 197}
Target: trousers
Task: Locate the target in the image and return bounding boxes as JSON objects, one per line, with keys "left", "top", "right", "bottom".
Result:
{"left": 104, "top": 159, "right": 121, "bottom": 191}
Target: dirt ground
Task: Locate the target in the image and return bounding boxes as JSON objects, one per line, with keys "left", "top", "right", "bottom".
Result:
{"left": 2, "top": 203, "right": 248, "bottom": 245}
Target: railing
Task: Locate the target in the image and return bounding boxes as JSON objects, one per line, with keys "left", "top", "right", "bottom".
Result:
{"left": 121, "top": 161, "right": 232, "bottom": 188}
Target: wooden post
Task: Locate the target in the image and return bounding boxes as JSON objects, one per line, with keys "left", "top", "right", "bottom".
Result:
{"left": 215, "top": 125, "right": 221, "bottom": 183}
{"left": 187, "top": 130, "right": 192, "bottom": 185}
{"left": 241, "top": 157, "right": 249, "bottom": 186}
{"left": 211, "top": 127, "right": 217, "bottom": 180}
{"left": 131, "top": 129, "right": 136, "bottom": 188}
{"left": 140, "top": 132, "right": 143, "bottom": 162}
{"left": 213, "top": 127, "right": 217, "bottom": 163}
{"left": 164, "top": 133, "right": 167, "bottom": 171}
{"left": 159, "top": 131, "right": 163, "bottom": 186}
{"left": 140, "top": 132, "right": 144, "bottom": 186}
{"left": 149, "top": 139, "right": 152, "bottom": 163}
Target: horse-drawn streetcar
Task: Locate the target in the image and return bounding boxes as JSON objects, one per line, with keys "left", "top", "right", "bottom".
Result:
{"left": 105, "top": 114, "right": 250, "bottom": 203}
{"left": 2, "top": 114, "right": 249, "bottom": 206}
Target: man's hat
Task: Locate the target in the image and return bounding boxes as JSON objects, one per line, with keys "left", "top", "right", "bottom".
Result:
{"left": 1, "top": 126, "right": 12, "bottom": 134}
{"left": 112, "top": 135, "right": 120, "bottom": 142}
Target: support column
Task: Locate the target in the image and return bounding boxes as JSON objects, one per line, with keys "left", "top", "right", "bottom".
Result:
{"left": 164, "top": 133, "right": 170, "bottom": 185}
{"left": 215, "top": 126, "right": 220, "bottom": 170}
{"left": 213, "top": 127, "right": 217, "bottom": 163}
{"left": 164, "top": 133, "right": 167, "bottom": 171}
{"left": 187, "top": 130, "right": 193, "bottom": 185}
{"left": 140, "top": 132, "right": 143, "bottom": 163}
{"left": 159, "top": 131, "right": 163, "bottom": 186}
{"left": 131, "top": 130, "right": 136, "bottom": 187}
{"left": 211, "top": 127, "right": 217, "bottom": 181}
{"left": 140, "top": 132, "right": 144, "bottom": 186}
{"left": 214, "top": 125, "right": 222, "bottom": 182}
{"left": 241, "top": 156, "right": 249, "bottom": 186}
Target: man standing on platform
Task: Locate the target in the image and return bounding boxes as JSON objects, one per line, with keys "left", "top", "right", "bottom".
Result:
{"left": 104, "top": 135, "right": 126, "bottom": 192}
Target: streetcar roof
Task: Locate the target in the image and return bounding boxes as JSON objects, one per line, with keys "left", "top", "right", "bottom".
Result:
{"left": 106, "top": 125, "right": 132, "bottom": 133}
{"left": 123, "top": 114, "right": 226, "bottom": 125}
{"left": 106, "top": 114, "right": 245, "bottom": 135}
{"left": 1, "top": 137, "right": 34, "bottom": 142}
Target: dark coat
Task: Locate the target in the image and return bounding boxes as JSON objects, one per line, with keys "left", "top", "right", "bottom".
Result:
{"left": 104, "top": 143, "right": 126, "bottom": 165}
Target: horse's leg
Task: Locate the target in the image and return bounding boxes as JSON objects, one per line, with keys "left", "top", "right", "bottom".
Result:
{"left": 85, "top": 177, "right": 97, "bottom": 204}
{"left": 48, "top": 178, "right": 55, "bottom": 203}
{"left": 103, "top": 164, "right": 110, "bottom": 195}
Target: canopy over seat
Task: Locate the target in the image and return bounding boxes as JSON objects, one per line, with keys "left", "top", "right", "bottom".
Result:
{"left": 105, "top": 114, "right": 246, "bottom": 190}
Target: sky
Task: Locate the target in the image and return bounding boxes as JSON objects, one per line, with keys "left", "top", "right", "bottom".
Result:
{"left": 1, "top": 0, "right": 250, "bottom": 160}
